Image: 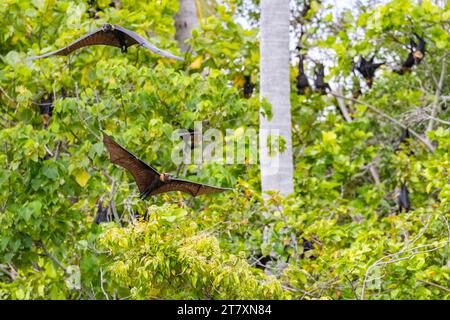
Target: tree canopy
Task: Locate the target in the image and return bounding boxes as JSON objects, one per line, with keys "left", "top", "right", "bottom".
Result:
{"left": 0, "top": 0, "right": 449, "bottom": 300}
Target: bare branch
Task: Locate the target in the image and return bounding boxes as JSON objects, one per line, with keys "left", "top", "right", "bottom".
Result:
{"left": 329, "top": 91, "right": 436, "bottom": 153}
{"left": 75, "top": 82, "right": 101, "bottom": 141}
{"left": 417, "top": 279, "right": 450, "bottom": 293}
{"left": 426, "top": 55, "right": 448, "bottom": 133}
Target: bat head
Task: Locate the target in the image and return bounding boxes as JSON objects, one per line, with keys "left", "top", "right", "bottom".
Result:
{"left": 42, "top": 114, "right": 50, "bottom": 128}
{"left": 102, "top": 24, "right": 114, "bottom": 32}
{"left": 160, "top": 173, "right": 173, "bottom": 182}
{"left": 413, "top": 50, "right": 424, "bottom": 63}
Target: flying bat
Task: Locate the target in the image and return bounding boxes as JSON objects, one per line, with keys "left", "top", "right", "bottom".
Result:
{"left": 102, "top": 133, "right": 231, "bottom": 198}
{"left": 27, "top": 24, "right": 183, "bottom": 61}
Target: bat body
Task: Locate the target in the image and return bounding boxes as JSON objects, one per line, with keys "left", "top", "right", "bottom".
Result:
{"left": 398, "top": 181, "right": 411, "bottom": 213}
{"left": 394, "top": 33, "right": 425, "bottom": 75}
{"left": 412, "top": 33, "right": 426, "bottom": 65}
{"left": 243, "top": 75, "right": 255, "bottom": 98}
{"left": 394, "top": 128, "right": 410, "bottom": 152}
{"left": 102, "top": 133, "right": 230, "bottom": 198}
{"left": 94, "top": 200, "right": 109, "bottom": 224}
{"left": 314, "top": 63, "right": 330, "bottom": 95}
{"left": 296, "top": 54, "right": 310, "bottom": 95}
{"left": 38, "top": 95, "right": 54, "bottom": 129}
{"left": 28, "top": 24, "right": 183, "bottom": 61}
{"left": 355, "top": 56, "right": 384, "bottom": 88}
{"left": 179, "top": 129, "right": 200, "bottom": 151}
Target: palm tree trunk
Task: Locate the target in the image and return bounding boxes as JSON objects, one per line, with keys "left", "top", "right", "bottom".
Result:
{"left": 175, "top": 0, "right": 199, "bottom": 52}
{"left": 259, "top": 0, "right": 294, "bottom": 196}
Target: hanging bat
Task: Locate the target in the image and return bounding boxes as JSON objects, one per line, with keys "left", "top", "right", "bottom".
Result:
{"left": 394, "top": 33, "right": 426, "bottom": 75}
{"left": 355, "top": 55, "right": 384, "bottom": 88}
{"left": 412, "top": 33, "right": 426, "bottom": 65}
{"left": 394, "top": 128, "right": 410, "bottom": 152}
{"left": 254, "top": 254, "right": 277, "bottom": 270}
{"left": 102, "top": 133, "right": 231, "bottom": 198}
{"left": 38, "top": 94, "right": 54, "bottom": 129}
{"left": 27, "top": 24, "right": 183, "bottom": 61}
{"left": 314, "top": 63, "right": 330, "bottom": 95}
{"left": 296, "top": 52, "right": 311, "bottom": 95}
{"left": 300, "top": 238, "right": 316, "bottom": 259}
{"left": 352, "top": 75, "right": 362, "bottom": 99}
{"left": 243, "top": 75, "right": 255, "bottom": 98}
{"left": 93, "top": 199, "right": 110, "bottom": 224}
{"left": 398, "top": 181, "right": 411, "bottom": 213}
{"left": 179, "top": 129, "right": 200, "bottom": 151}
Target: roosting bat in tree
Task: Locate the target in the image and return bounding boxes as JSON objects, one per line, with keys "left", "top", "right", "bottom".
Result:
{"left": 38, "top": 94, "right": 54, "bottom": 129}
{"left": 352, "top": 75, "right": 362, "bottom": 99}
{"left": 355, "top": 55, "right": 384, "bottom": 88}
{"left": 243, "top": 75, "right": 255, "bottom": 98}
{"left": 394, "top": 33, "right": 426, "bottom": 75}
{"left": 179, "top": 129, "right": 200, "bottom": 151}
{"left": 102, "top": 133, "right": 231, "bottom": 198}
{"left": 412, "top": 33, "right": 426, "bottom": 65}
{"left": 296, "top": 52, "right": 310, "bottom": 95}
{"left": 93, "top": 199, "right": 109, "bottom": 224}
{"left": 27, "top": 24, "right": 183, "bottom": 61}
{"left": 314, "top": 63, "right": 330, "bottom": 95}
{"left": 394, "top": 128, "right": 410, "bottom": 152}
{"left": 398, "top": 181, "right": 411, "bottom": 213}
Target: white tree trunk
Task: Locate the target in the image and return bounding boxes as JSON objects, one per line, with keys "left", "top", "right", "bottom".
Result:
{"left": 259, "top": 0, "right": 294, "bottom": 196}
{"left": 174, "top": 0, "right": 199, "bottom": 52}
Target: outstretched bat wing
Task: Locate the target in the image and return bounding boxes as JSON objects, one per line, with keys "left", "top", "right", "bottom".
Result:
{"left": 113, "top": 25, "right": 184, "bottom": 61}
{"left": 103, "top": 133, "right": 160, "bottom": 193}
{"left": 152, "top": 178, "right": 231, "bottom": 197}
{"left": 27, "top": 27, "right": 125, "bottom": 60}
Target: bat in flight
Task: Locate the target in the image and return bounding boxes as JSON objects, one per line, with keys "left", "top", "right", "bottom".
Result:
{"left": 102, "top": 133, "right": 231, "bottom": 198}
{"left": 27, "top": 24, "right": 183, "bottom": 61}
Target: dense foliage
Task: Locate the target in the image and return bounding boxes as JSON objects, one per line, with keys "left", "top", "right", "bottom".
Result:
{"left": 0, "top": 0, "right": 449, "bottom": 300}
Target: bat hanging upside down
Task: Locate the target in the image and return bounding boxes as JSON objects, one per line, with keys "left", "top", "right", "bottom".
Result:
{"left": 394, "top": 33, "right": 426, "bottom": 75}
{"left": 27, "top": 24, "right": 183, "bottom": 61}
{"left": 102, "top": 133, "right": 231, "bottom": 198}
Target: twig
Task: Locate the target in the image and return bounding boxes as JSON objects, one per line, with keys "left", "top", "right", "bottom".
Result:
{"left": 361, "top": 241, "right": 449, "bottom": 299}
{"left": 38, "top": 241, "right": 68, "bottom": 274}
{"left": 100, "top": 268, "right": 109, "bottom": 300}
{"left": 0, "top": 84, "right": 13, "bottom": 102}
{"left": 44, "top": 145, "right": 54, "bottom": 157}
{"left": 0, "top": 264, "right": 18, "bottom": 280}
{"left": 334, "top": 86, "right": 381, "bottom": 185}
{"left": 75, "top": 82, "right": 101, "bottom": 141}
{"left": 109, "top": 178, "right": 122, "bottom": 227}
{"left": 329, "top": 91, "right": 436, "bottom": 153}
{"left": 426, "top": 55, "right": 447, "bottom": 133}
{"left": 417, "top": 279, "right": 450, "bottom": 293}
{"left": 0, "top": 115, "right": 16, "bottom": 126}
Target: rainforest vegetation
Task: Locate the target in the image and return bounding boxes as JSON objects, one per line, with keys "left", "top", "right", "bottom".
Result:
{"left": 0, "top": 0, "right": 449, "bottom": 300}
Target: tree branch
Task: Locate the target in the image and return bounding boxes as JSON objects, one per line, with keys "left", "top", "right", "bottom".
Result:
{"left": 426, "top": 54, "right": 447, "bottom": 133}
{"left": 329, "top": 91, "right": 436, "bottom": 153}
{"left": 75, "top": 82, "right": 101, "bottom": 141}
